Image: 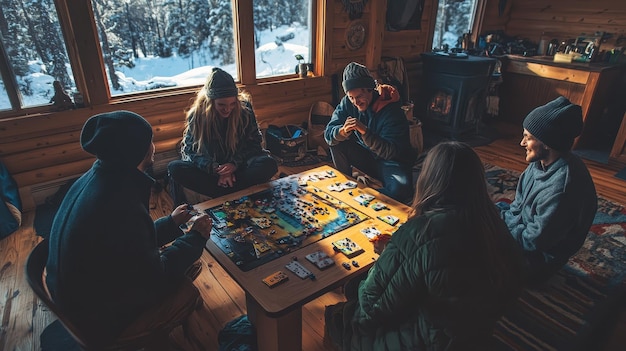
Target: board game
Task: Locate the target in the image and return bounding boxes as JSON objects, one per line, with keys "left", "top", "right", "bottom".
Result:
{"left": 205, "top": 170, "right": 377, "bottom": 271}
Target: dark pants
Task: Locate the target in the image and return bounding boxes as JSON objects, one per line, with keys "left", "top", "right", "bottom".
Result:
{"left": 167, "top": 154, "right": 278, "bottom": 205}
{"left": 329, "top": 140, "right": 413, "bottom": 202}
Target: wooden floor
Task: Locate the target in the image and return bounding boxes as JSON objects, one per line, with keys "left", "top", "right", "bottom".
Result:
{"left": 1, "top": 121, "right": 626, "bottom": 351}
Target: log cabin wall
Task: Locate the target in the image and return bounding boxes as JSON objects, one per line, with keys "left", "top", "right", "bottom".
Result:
{"left": 0, "top": 0, "right": 437, "bottom": 211}
{"left": 482, "top": 0, "right": 626, "bottom": 52}
{"left": 480, "top": 0, "right": 626, "bottom": 162}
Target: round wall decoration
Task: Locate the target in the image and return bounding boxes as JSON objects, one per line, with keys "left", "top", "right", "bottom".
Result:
{"left": 345, "top": 20, "right": 366, "bottom": 51}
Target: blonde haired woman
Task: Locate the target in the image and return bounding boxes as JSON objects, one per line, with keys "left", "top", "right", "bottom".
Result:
{"left": 168, "top": 68, "right": 277, "bottom": 204}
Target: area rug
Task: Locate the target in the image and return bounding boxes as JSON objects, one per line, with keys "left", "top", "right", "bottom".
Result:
{"left": 484, "top": 164, "right": 626, "bottom": 351}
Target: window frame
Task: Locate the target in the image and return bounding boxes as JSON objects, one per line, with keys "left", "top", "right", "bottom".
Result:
{"left": 0, "top": 0, "right": 319, "bottom": 120}
{"left": 428, "top": 0, "right": 486, "bottom": 51}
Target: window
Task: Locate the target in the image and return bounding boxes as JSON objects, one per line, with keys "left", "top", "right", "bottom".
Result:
{"left": 92, "top": 0, "right": 238, "bottom": 96}
{"left": 0, "top": 0, "right": 315, "bottom": 117}
{"left": 431, "top": 0, "right": 479, "bottom": 51}
{"left": 0, "top": 0, "right": 77, "bottom": 110}
{"left": 253, "top": 0, "right": 312, "bottom": 78}
{"left": 0, "top": 75, "right": 10, "bottom": 111}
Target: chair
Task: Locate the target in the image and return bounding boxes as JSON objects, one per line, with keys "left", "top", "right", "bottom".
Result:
{"left": 25, "top": 239, "right": 202, "bottom": 350}
{"left": 308, "top": 101, "right": 335, "bottom": 154}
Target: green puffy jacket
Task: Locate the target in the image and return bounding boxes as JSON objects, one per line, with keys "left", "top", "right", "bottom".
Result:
{"left": 330, "top": 208, "right": 524, "bottom": 351}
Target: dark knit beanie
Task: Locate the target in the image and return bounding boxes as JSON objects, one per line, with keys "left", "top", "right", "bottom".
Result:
{"left": 522, "top": 96, "right": 583, "bottom": 152}
{"left": 205, "top": 67, "right": 238, "bottom": 99}
{"left": 342, "top": 62, "right": 376, "bottom": 93}
{"left": 81, "top": 110, "right": 153, "bottom": 167}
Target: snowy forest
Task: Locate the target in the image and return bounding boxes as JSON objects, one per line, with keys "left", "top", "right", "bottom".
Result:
{"left": 432, "top": 0, "right": 476, "bottom": 50}
{"left": 0, "top": 0, "right": 310, "bottom": 107}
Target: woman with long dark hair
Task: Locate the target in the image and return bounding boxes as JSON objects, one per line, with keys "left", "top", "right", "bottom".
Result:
{"left": 325, "top": 141, "right": 524, "bottom": 351}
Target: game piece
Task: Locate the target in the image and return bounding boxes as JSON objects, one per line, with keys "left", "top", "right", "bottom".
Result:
{"left": 354, "top": 194, "right": 375, "bottom": 206}
{"left": 342, "top": 180, "right": 357, "bottom": 189}
{"left": 297, "top": 176, "right": 308, "bottom": 186}
{"left": 342, "top": 262, "right": 352, "bottom": 270}
{"left": 285, "top": 260, "right": 314, "bottom": 279}
{"left": 327, "top": 183, "right": 343, "bottom": 192}
{"left": 305, "top": 250, "right": 335, "bottom": 269}
{"left": 262, "top": 271, "right": 289, "bottom": 288}
{"left": 377, "top": 215, "right": 400, "bottom": 226}
{"left": 360, "top": 226, "right": 382, "bottom": 240}
{"left": 332, "top": 238, "right": 364, "bottom": 258}
{"left": 371, "top": 202, "right": 388, "bottom": 211}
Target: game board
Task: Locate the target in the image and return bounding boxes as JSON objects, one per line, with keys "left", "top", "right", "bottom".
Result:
{"left": 206, "top": 171, "right": 373, "bottom": 271}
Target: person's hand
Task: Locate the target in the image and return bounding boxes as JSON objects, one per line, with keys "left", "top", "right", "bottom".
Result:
{"left": 171, "top": 203, "right": 196, "bottom": 226}
{"left": 340, "top": 117, "right": 356, "bottom": 137}
{"left": 217, "top": 173, "right": 236, "bottom": 188}
{"left": 215, "top": 162, "right": 236, "bottom": 176}
{"left": 189, "top": 214, "right": 213, "bottom": 239}
{"left": 352, "top": 118, "right": 367, "bottom": 134}
{"left": 341, "top": 117, "right": 367, "bottom": 136}
{"left": 371, "top": 234, "right": 392, "bottom": 255}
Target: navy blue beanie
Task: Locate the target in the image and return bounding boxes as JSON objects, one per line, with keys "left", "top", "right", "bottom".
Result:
{"left": 522, "top": 96, "right": 583, "bottom": 152}
{"left": 342, "top": 62, "right": 376, "bottom": 93}
{"left": 81, "top": 110, "right": 153, "bottom": 167}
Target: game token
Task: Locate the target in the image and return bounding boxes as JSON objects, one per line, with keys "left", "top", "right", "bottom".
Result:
{"left": 354, "top": 194, "right": 375, "bottom": 206}
{"left": 377, "top": 215, "right": 400, "bottom": 226}
{"left": 360, "top": 226, "right": 381, "bottom": 240}
{"left": 332, "top": 238, "right": 364, "bottom": 258}
{"left": 305, "top": 250, "right": 335, "bottom": 269}
{"left": 342, "top": 180, "right": 357, "bottom": 189}
{"left": 262, "top": 271, "right": 289, "bottom": 288}
{"left": 371, "top": 202, "right": 388, "bottom": 211}
{"left": 285, "top": 260, "right": 314, "bottom": 279}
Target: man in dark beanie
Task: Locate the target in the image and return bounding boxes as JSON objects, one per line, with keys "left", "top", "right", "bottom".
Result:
{"left": 498, "top": 96, "right": 597, "bottom": 286}
{"left": 324, "top": 62, "right": 415, "bottom": 202}
{"left": 46, "top": 110, "right": 213, "bottom": 346}
{"left": 168, "top": 67, "right": 277, "bottom": 204}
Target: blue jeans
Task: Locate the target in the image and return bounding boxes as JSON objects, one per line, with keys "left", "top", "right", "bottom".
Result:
{"left": 167, "top": 154, "right": 278, "bottom": 205}
{"left": 329, "top": 140, "right": 413, "bottom": 202}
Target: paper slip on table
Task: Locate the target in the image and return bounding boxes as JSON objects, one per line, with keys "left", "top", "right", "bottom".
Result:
{"left": 193, "top": 165, "right": 411, "bottom": 351}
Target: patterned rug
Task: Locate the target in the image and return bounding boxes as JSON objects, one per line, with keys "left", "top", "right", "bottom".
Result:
{"left": 484, "top": 164, "right": 626, "bottom": 351}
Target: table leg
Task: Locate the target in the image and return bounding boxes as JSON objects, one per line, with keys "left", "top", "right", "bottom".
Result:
{"left": 246, "top": 293, "right": 302, "bottom": 351}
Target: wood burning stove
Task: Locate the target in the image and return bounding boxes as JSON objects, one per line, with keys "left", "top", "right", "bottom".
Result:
{"left": 420, "top": 53, "right": 496, "bottom": 140}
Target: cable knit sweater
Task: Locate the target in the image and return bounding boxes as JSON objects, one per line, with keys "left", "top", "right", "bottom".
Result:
{"left": 500, "top": 153, "right": 597, "bottom": 283}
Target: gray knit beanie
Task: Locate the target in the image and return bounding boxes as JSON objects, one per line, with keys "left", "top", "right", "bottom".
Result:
{"left": 342, "top": 62, "right": 376, "bottom": 93}
{"left": 205, "top": 67, "right": 238, "bottom": 99}
{"left": 522, "top": 96, "right": 583, "bottom": 152}
{"left": 81, "top": 110, "right": 153, "bottom": 167}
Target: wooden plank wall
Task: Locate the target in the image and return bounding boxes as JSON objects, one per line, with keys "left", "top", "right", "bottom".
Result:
{"left": 482, "top": 0, "right": 626, "bottom": 51}
{"left": 0, "top": 77, "right": 332, "bottom": 211}
{"left": 0, "top": 0, "right": 440, "bottom": 210}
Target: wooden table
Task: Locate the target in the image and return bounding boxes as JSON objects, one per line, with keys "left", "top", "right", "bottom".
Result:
{"left": 194, "top": 165, "right": 411, "bottom": 351}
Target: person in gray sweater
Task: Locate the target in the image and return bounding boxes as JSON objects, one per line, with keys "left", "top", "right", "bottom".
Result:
{"left": 498, "top": 96, "right": 597, "bottom": 286}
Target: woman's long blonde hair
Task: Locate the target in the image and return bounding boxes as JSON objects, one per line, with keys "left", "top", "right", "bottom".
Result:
{"left": 184, "top": 85, "right": 252, "bottom": 157}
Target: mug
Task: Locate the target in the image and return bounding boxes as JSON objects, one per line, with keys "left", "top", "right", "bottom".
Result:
{"left": 298, "top": 63, "right": 308, "bottom": 78}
